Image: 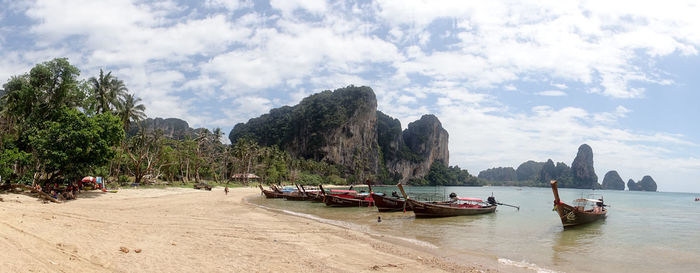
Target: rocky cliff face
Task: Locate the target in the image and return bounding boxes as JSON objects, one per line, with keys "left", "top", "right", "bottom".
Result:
{"left": 384, "top": 115, "right": 449, "bottom": 183}
{"left": 571, "top": 144, "right": 600, "bottom": 189}
{"left": 129, "top": 117, "right": 199, "bottom": 140}
{"left": 628, "top": 175, "right": 657, "bottom": 191}
{"left": 478, "top": 167, "right": 517, "bottom": 182}
{"left": 309, "top": 91, "right": 380, "bottom": 175}
{"left": 537, "top": 159, "right": 572, "bottom": 185}
{"left": 516, "top": 160, "right": 545, "bottom": 181}
{"left": 627, "top": 179, "right": 638, "bottom": 191}
{"left": 229, "top": 86, "right": 448, "bottom": 182}
{"left": 601, "top": 171, "right": 625, "bottom": 190}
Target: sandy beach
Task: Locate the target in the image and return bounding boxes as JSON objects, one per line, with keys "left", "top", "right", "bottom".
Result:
{"left": 0, "top": 187, "right": 509, "bottom": 273}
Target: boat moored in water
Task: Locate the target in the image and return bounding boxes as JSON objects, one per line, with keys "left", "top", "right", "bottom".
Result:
{"left": 551, "top": 180, "right": 607, "bottom": 228}
{"left": 397, "top": 184, "right": 497, "bottom": 218}
{"left": 319, "top": 185, "right": 374, "bottom": 207}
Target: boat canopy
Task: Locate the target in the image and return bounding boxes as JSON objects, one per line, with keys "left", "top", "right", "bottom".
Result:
{"left": 574, "top": 198, "right": 602, "bottom": 203}
{"left": 330, "top": 189, "right": 357, "bottom": 193}
{"left": 458, "top": 197, "right": 483, "bottom": 202}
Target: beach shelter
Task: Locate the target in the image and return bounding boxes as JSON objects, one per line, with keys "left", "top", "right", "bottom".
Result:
{"left": 231, "top": 173, "right": 260, "bottom": 183}
{"left": 81, "top": 176, "right": 96, "bottom": 182}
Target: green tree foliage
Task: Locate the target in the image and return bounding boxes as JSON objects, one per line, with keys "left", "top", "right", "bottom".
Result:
{"left": 516, "top": 160, "right": 545, "bottom": 181}
{"left": 417, "top": 160, "right": 481, "bottom": 186}
{"left": 0, "top": 136, "right": 32, "bottom": 183}
{"left": 28, "top": 107, "right": 123, "bottom": 183}
{"left": 88, "top": 69, "right": 128, "bottom": 114}
{"left": 116, "top": 93, "right": 146, "bottom": 132}
{"left": 1, "top": 58, "right": 84, "bottom": 127}
{"left": 229, "top": 85, "right": 375, "bottom": 160}
{"left": 536, "top": 159, "right": 573, "bottom": 187}
{"left": 478, "top": 167, "right": 517, "bottom": 182}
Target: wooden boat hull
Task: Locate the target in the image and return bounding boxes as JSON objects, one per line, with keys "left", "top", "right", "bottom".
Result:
{"left": 324, "top": 195, "right": 374, "bottom": 207}
{"left": 284, "top": 194, "right": 310, "bottom": 201}
{"left": 551, "top": 180, "right": 607, "bottom": 228}
{"left": 259, "top": 185, "right": 284, "bottom": 198}
{"left": 371, "top": 193, "right": 411, "bottom": 212}
{"left": 554, "top": 202, "right": 607, "bottom": 227}
{"left": 406, "top": 199, "right": 496, "bottom": 218}
{"left": 308, "top": 193, "right": 324, "bottom": 203}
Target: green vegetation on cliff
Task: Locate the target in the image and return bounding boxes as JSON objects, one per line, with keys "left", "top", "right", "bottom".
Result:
{"left": 408, "top": 160, "right": 480, "bottom": 186}
{"left": 229, "top": 86, "right": 375, "bottom": 160}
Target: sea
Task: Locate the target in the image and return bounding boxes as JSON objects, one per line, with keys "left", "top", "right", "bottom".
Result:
{"left": 248, "top": 186, "right": 700, "bottom": 273}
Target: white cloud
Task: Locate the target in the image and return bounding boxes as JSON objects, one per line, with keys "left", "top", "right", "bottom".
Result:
{"left": 537, "top": 90, "right": 567, "bottom": 96}
{"left": 270, "top": 0, "right": 328, "bottom": 15}
{"left": 205, "top": 0, "right": 252, "bottom": 11}
{"left": 375, "top": 1, "right": 700, "bottom": 98}
{"left": 551, "top": 83, "right": 568, "bottom": 89}
{"left": 503, "top": 84, "right": 517, "bottom": 91}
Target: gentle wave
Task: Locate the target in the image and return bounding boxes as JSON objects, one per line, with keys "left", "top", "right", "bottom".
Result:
{"left": 498, "top": 258, "right": 561, "bottom": 273}
{"left": 248, "top": 201, "right": 438, "bottom": 249}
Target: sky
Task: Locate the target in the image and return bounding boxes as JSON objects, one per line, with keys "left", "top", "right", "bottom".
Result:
{"left": 2, "top": 0, "right": 700, "bottom": 192}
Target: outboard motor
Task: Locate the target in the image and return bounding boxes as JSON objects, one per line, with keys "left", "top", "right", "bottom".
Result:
{"left": 449, "top": 192, "right": 457, "bottom": 198}
{"left": 487, "top": 196, "right": 497, "bottom": 205}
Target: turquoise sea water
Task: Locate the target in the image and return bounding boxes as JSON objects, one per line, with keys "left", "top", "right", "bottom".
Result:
{"left": 248, "top": 186, "right": 700, "bottom": 273}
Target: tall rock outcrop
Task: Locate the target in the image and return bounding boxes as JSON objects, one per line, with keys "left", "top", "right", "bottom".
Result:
{"left": 628, "top": 176, "right": 658, "bottom": 191}
{"left": 571, "top": 144, "right": 600, "bottom": 189}
{"left": 478, "top": 167, "right": 517, "bottom": 182}
{"left": 516, "top": 160, "right": 545, "bottom": 181}
{"left": 601, "top": 171, "right": 625, "bottom": 190}
{"left": 384, "top": 114, "right": 449, "bottom": 183}
{"left": 627, "top": 179, "right": 639, "bottom": 191}
{"left": 537, "top": 159, "right": 572, "bottom": 186}
{"left": 129, "top": 117, "right": 200, "bottom": 140}
{"left": 229, "top": 86, "right": 448, "bottom": 182}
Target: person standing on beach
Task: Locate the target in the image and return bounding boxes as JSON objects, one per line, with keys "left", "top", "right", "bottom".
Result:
{"left": 224, "top": 186, "right": 229, "bottom": 195}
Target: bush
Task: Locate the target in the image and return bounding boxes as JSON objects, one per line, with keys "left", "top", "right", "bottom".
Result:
{"left": 118, "top": 175, "right": 130, "bottom": 184}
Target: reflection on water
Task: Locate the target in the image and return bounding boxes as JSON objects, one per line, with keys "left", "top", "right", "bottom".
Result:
{"left": 248, "top": 187, "right": 700, "bottom": 273}
{"left": 551, "top": 221, "right": 604, "bottom": 270}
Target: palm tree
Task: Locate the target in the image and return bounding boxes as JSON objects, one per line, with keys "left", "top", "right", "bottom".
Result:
{"left": 89, "top": 69, "right": 128, "bottom": 114}
{"left": 116, "top": 93, "right": 146, "bottom": 132}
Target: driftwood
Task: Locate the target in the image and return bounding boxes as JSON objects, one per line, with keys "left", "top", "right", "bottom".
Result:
{"left": 0, "top": 184, "right": 61, "bottom": 203}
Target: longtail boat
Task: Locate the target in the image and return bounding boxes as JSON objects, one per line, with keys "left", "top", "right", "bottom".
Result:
{"left": 259, "top": 184, "right": 284, "bottom": 198}
{"left": 319, "top": 185, "right": 374, "bottom": 207}
{"left": 397, "top": 184, "right": 496, "bottom": 218}
{"left": 551, "top": 180, "right": 607, "bottom": 228}
{"left": 366, "top": 181, "right": 411, "bottom": 212}
{"left": 300, "top": 185, "right": 324, "bottom": 202}
{"left": 283, "top": 184, "right": 311, "bottom": 201}
{"left": 370, "top": 193, "right": 412, "bottom": 212}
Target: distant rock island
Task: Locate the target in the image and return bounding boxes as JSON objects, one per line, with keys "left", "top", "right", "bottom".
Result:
{"left": 228, "top": 86, "right": 449, "bottom": 184}
{"left": 478, "top": 144, "right": 658, "bottom": 191}
{"left": 601, "top": 171, "right": 625, "bottom": 190}
{"left": 628, "top": 176, "right": 658, "bottom": 191}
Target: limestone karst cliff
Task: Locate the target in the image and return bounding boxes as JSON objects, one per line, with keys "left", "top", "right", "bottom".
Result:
{"left": 571, "top": 144, "right": 600, "bottom": 189}
{"left": 228, "top": 86, "right": 448, "bottom": 183}
{"left": 601, "top": 170, "right": 625, "bottom": 190}
{"left": 628, "top": 175, "right": 658, "bottom": 191}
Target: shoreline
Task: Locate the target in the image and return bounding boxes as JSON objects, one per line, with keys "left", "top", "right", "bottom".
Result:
{"left": 1, "top": 187, "right": 522, "bottom": 272}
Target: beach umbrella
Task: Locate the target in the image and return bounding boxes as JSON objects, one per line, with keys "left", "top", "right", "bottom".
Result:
{"left": 81, "top": 176, "right": 96, "bottom": 182}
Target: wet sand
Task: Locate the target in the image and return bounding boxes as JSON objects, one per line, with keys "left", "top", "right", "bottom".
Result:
{"left": 0, "top": 187, "right": 503, "bottom": 272}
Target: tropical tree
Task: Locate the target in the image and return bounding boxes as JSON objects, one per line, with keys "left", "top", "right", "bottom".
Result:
{"left": 125, "top": 128, "right": 164, "bottom": 184}
{"left": 116, "top": 92, "right": 146, "bottom": 132}
{"left": 88, "top": 69, "right": 127, "bottom": 114}
{"left": 232, "top": 138, "right": 259, "bottom": 185}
